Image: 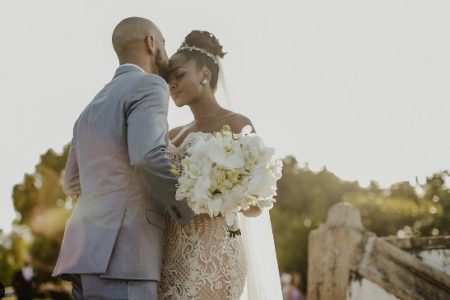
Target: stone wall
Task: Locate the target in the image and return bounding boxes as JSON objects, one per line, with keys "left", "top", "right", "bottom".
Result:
{"left": 308, "top": 202, "right": 450, "bottom": 300}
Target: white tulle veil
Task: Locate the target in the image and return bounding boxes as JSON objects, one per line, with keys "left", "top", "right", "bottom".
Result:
{"left": 217, "top": 60, "right": 283, "bottom": 300}
{"left": 239, "top": 211, "right": 283, "bottom": 300}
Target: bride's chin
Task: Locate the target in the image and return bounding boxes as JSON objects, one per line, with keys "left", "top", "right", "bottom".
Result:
{"left": 174, "top": 101, "right": 185, "bottom": 107}
{"left": 171, "top": 98, "right": 181, "bottom": 107}
{"left": 173, "top": 97, "right": 190, "bottom": 107}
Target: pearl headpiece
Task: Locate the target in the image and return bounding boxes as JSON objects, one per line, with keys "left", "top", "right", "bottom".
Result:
{"left": 178, "top": 45, "right": 219, "bottom": 64}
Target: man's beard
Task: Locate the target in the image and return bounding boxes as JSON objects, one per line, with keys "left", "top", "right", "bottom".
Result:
{"left": 155, "top": 48, "right": 169, "bottom": 82}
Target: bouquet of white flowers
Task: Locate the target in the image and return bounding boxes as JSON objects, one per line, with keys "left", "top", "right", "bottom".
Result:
{"left": 173, "top": 125, "right": 283, "bottom": 237}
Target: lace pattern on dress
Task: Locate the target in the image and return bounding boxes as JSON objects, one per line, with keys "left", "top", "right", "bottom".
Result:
{"left": 158, "top": 132, "right": 247, "bottom": 300}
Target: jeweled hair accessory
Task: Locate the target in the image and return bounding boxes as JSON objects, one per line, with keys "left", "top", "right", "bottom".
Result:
{"left": 178, "top": 45, "right": 219, "bottom": 64}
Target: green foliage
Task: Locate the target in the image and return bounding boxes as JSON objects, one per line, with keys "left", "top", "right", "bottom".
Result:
{"left": 351, "top": 194, "right": 427, "bottom": 236}
{"left": 422, "top": 171, "right": 450, "bottom": 236}
{"left": 30, "top": 234, "right": 62, "bottom": 282}
{"left": 271, "top": 156, "right": 450, "bottom": 291}
{"left": 0, "top": 229, "right": 28, "bottom": 285}
{"left": 3, "top": 148, "right": 450, "bottom": 290}
{"left": 9, "top": 145, "right": 72, "bottom": 281}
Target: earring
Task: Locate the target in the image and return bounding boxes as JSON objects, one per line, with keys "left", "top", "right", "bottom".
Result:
{"left": 201, "top": 79, "right": 208, "bottom": 85}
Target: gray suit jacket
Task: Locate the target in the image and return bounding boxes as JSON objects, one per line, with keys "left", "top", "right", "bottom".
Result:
{"left": 53, "top": 65, "right": 194, "bottom": 281}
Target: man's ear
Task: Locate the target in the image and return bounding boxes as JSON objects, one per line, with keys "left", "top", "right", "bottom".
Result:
{"left": 145, "top": 34, "right": 156, "bottom": 54}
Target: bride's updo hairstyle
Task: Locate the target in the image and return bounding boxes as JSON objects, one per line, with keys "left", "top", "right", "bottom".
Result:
{"left": 176, "top": 30, "right": 226, "bottom": 90}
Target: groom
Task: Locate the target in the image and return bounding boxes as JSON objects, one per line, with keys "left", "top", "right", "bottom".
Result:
{"left": 53, "top": 17, "right": 194, "bottom": 299}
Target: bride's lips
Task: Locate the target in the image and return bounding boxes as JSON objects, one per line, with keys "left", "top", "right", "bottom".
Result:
{"left": 170, "top": 90, "right": 182, "bottom": 99}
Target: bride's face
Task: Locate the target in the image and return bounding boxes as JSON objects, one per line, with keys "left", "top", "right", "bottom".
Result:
{"left": 168, "top": 54, "right": 205, "bottom": 107}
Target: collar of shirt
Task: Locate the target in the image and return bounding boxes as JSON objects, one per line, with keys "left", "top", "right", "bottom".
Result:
{"left": 120, "top": 63, "right": 146, "bottom": 73}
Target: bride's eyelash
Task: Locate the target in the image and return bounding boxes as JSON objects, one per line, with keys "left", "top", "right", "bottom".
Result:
{"left": 175, "top": 72, "right": 185, "bottom": 79}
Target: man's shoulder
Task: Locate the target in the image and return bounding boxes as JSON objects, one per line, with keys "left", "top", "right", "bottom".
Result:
{"left": 117, "top": 72, "right": 168, "bottom": 98}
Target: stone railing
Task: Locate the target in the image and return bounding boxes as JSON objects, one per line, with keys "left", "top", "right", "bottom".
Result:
{"left": 307, "top": 202, "right": 450, "bottom": 300}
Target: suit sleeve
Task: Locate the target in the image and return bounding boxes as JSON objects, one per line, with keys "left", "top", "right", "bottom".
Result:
{"left": 127, "top": 75, "right": 194, "bottom": 227}
{"left": 63, "top": 139, "right": 81, "bottom": 197}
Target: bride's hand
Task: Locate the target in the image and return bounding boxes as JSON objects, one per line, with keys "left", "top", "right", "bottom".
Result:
{"left": 241, "top": 205, "right": 262, "bottom": 217}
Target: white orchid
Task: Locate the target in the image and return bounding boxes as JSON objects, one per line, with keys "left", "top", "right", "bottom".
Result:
{"left": 192, "top": 175, "right": 211, "bottom": 201}
{"left": 208, "top": 195, "right": 223, "bottom": 217}
{"left": 208, "top": 138, "right": 245, "bottom": 169}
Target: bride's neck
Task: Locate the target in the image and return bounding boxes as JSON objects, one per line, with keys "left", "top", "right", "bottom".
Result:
{"left": 189, "top": 95, "right": 225, "bottom": 121}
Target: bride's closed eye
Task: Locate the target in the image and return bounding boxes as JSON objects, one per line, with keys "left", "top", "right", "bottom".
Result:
{"left": 169, "top": 71, "right": 185, "bottom": 82}
{"left": 174, "top": 71, "right": 185, "bottom": 79}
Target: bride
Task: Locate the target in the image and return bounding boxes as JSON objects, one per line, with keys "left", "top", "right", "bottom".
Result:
{"left": 157, "top": 30, "right": 282, "bottom": 300}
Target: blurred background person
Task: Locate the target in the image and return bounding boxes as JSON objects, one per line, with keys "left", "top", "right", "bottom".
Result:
{"left": 281, "top": 272, "right": 292, "bottom": 299}
{"left": 11, "top": 257, "right": 35, "bottom": 300}
{"left": 287, "top": 271, "right": 306, "bottom": 300}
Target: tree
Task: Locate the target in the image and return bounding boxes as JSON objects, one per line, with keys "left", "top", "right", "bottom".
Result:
{"left": 421, "top": 171, "right": 450, "bottom": 236}
{"left": 11, "top": 145, "right": 72, "bottom": 281}
{"left": 0, "top": 228, "right": 28, "bottom": 285}
{"left": 271, "top": 156, "right": 450, "bottom": 292}
{"left": 271, "top": 156, "right": 362, "bottom": 292}
{"left": 5, "top": 147, "right": 449, "bottom": 292}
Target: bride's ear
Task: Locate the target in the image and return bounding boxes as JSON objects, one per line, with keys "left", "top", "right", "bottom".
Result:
{"left": 200, "top": 67, "right": 212, "bottom": 85}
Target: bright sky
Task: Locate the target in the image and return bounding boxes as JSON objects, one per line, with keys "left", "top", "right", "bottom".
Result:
{"left": 1, "top": 0, "right": 449, "bottom": 232}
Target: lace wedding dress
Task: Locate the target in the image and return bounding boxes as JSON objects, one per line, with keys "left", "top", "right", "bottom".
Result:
{"left": 158, "top": 132, "right": 247, "bottom": 300}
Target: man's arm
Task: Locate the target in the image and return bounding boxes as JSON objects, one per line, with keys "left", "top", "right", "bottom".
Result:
{"left": 63, "top": 140, "right": 81, "bottom": 198}
{"left": 127, "top": 75, "right": 194, "bottom": 227}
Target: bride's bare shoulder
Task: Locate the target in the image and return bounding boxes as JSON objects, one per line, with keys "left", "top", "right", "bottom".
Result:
{"left": 225, "top": 112, "right": 256, "bottom": 133}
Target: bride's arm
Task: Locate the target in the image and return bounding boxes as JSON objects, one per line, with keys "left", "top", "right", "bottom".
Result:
{"left": 226, "top": 113, "right": 262, "bottom": 217}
